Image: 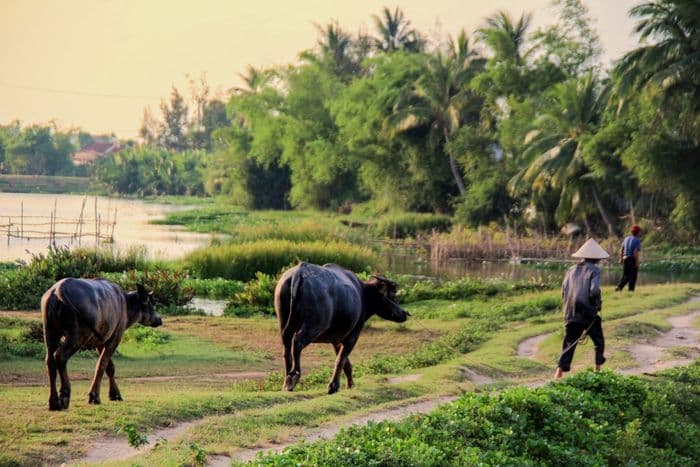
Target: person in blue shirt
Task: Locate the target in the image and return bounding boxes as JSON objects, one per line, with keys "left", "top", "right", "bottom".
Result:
{"left": 615, "top": 225, "right": 642, "bottom": 292}
{"left": 554, "top": 238, "right": 608, "bottom": 379}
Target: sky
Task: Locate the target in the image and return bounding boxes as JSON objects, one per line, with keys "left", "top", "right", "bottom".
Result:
{"left": 0, "top": 0, "right": 642, "bottom": 139}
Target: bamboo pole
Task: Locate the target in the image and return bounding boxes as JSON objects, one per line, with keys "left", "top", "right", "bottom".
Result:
{"left": 94, "top": 197, "right": 98, "bottom": 247}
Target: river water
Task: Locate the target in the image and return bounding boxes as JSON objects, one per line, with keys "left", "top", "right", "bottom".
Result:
{"left": 0, "top": 193, "right": 212, "bottom": 262}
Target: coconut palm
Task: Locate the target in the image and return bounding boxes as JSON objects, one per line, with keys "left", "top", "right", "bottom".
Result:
{"left": 477, "top": 11, "right": 533, "bottom": 63}
{"left": 508, "top": 74, "right": 616, "bottom": 235}
{"left": 391, "top": 37, "right": 484, "bottom": 195}
{"left": 372, "top": 7, "right": 424, "bottom": 53}
{"left": 616, "top": 0, "right": 700, "bottom": 110}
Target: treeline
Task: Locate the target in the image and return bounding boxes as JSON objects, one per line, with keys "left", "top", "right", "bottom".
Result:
{"left": 0, "top": 123, "right": 86, "bottom": 176}
{"left": 95, "top": 0, "right": 698, "bottom": 240}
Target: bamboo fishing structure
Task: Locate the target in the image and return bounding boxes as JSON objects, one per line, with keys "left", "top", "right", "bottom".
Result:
{"left": 0, "top": 196, "right": 117, "bottom": 247}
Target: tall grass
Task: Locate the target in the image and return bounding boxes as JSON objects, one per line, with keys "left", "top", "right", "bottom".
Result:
{"left": 184, "top": 239, "right": 381, "bottom": 281}
{"left": 228, "top": 219, "right": 357, "bottom": 243}
{"left": 430, "top": 225, "right": 618, "bottom": 261}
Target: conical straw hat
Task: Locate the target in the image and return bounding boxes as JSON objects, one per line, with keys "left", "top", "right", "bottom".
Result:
{"left": 571, "top": 238, "right": 609, "bottom": 259}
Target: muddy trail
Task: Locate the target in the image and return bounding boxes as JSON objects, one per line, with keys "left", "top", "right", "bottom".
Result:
{"left": 68, "top": 304, "right": 700, "bottom": 466}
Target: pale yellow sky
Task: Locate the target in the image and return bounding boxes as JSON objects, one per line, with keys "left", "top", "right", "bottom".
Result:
{"left": 0, "top": 0, "right": 641, "bottom": 139}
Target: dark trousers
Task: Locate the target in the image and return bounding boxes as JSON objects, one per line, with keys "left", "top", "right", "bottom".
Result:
{"left": 617, "top": 256, "right": 638, "bottom": 291}
{"left": 557, "top": 318, "right": 605, "bottom": 372}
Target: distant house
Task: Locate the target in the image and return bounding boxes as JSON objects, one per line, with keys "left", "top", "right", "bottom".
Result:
{"left": 73, "top": 140, "right": 120, "bottom": 166}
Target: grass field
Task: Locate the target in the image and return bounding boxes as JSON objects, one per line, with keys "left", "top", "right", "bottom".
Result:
{"left": 0, "top": 283, "right": 698, "bottom": 465}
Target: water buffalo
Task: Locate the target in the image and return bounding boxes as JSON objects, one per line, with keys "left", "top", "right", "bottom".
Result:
{"left": 41, "top": 278, "right": 162, "bottom": 410}
{"left": 274, "top": 262, "right": 409, "bottom": 394}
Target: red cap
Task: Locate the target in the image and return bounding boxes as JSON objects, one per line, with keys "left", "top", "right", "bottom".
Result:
{"left": 631, "top": 225, "right": 641, "bottom": 235}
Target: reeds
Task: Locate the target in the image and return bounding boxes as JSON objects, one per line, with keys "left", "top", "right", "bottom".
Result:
{"left": 429, "top": 226, "right": 618, "bottom": 262}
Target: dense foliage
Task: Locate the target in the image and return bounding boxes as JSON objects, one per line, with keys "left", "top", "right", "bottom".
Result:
{"left": 0, "top": 246, "right": 192, "bottom": 311}
{"left": 258, "top": 366, "right": 700, "bottom": 465}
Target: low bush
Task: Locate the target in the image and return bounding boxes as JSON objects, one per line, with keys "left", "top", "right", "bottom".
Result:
{"left": 184, "top": 240, "right": 380, "bottom": 281}
{"left": 224, "top": 272, "right": 276, "bottom": 317}
{"left": 0, "top": 318, "right": 45, "bottom": 358}
{"left": 398, "top": 277, "right": 554, "bottom": 303}
{"left": 259, "top": 367, "right": 700, "bottom": 465}
{"left": 184, "top": 277, "right": 244, "bottom": 299}
{"left": 106, "top": 269, "right": 194, "bottom": 311}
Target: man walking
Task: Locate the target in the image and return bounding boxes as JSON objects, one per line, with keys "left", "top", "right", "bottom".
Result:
{"left": 616, "top": 225, "right": 642, "bottom": 292}
{"left": 554, "top": 238, "right": 608, "bottom": 379}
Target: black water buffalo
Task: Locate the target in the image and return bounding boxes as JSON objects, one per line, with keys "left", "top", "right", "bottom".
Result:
{"left": 41, "top": 278, "right": 162, "bottom": 410}
{"left": 274, "top": 262, "right": 409, "bottom": 394}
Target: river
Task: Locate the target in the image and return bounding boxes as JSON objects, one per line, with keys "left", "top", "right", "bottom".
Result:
{"left": 0, "top": 193, "right": 212, "bottom": 262}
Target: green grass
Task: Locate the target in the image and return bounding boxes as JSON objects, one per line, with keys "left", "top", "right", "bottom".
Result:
{"left": 184, "top": 239, "right": 382, "bottom": 281}
{"left": 0, "top": 283, "right": 698, "bottom": 465}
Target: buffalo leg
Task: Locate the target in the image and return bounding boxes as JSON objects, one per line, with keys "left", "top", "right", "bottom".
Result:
{"left": 332, "top": 343, "right": 354, "bottom": 389}
{"left": 328, "top": 339, "right": 357, "bottom": 394}
{"left": 89, "top": 342, "right": 118, "bottom": 404}
{"left": 54, "top": 337, "right": 84, "bottom": 410}
{"left": 45, "top": 330, "right": 61, "bottom": 411}
{"left": 285, "top": 325, "right": 318, "bottom": 391}
{"left": 106, "top": 358, "right": 122, "bottom": 401}
{"left": 281, "top": 330, "right": 294, "bottom": 390}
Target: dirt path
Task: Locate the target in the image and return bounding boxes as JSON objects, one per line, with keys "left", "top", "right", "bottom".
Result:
{"left": 622, "top": 310, "right": 700, "bottom": 375}
{"left": 70, "top": 304, "right": 700, "bottom": 466}
{"left": 517, "top": 333, "right": 552, "bottom": 358}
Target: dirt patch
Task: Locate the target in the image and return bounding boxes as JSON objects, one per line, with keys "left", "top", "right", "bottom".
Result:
{"left": 623, "top": 310, "right": 700, "bottom": 375}
{"left": 386, "top": 374, "right": 421, "bottom": 384}
{"left": 77, "top": 421, "right": 197, "bottom": 464}
{"left": 517, "top": 333, "right": 553, "bottom": 358}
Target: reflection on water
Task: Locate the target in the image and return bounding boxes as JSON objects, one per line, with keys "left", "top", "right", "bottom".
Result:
{"left": 386, "top": 253, "right": 700, "bottom": 286}
{"left": 0, "top": 193, "right": 213, "bottom": 262}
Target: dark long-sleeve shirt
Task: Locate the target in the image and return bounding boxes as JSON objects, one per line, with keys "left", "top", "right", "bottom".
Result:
{"left": 561, "top": 261, "right": 602, "bottom": 324}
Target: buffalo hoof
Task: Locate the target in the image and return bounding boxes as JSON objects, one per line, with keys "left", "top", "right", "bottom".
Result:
{"left": 327, "top": 380, "right": 340, "bottom": 394}
{"left": 88, "top": 392, "right": 101, "bottom": 405}
{"left": 48, "top": 397, "right": 63, "bottom": 411}
{"left": 109, "top": 391, "right": 123, "bottom": 401}
{"left": 59, "top": 389, "right": 71, "bottom": 410}
{"left": 283, "top": 371, "right": 300, "bottom": 391}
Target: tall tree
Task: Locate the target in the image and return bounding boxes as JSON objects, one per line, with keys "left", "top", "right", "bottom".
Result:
{"left": 391, "top": 41, "right": 484, "bottom": 196}
{"left": 508, "top": 75, "right": 616, "bottom": 235}
{"left": 158, "top": 86, "right": 190, "bottom": 151}
{"left": 478, "top": 11, "right": 532, "bottom": 64}
{"left": 616, "top": 0, "right": 700, "bottom": 114}
{"left": 372, "top": 7, "right": 424, "bottom": 53}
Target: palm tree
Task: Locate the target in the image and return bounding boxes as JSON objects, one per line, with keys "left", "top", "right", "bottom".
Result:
{"left": 616, "top": 0, "right": 700, "bottom": 111}
{"left": 477, "top": 11, "right": 533, "bottom": 63}
{"left": 234, "top": 66, "right": 275, "bottom": 95}
{"left": 508, "top": 74, "right": 616, "bottom": 235}
{"left": 372, "top": 7, "right": 424, "bottom": 53}
{"left": 391, "top": 36, "right": 484, "bottom": 195}
{"left": 307, "top": 21, "right": 358, "bottom": 78}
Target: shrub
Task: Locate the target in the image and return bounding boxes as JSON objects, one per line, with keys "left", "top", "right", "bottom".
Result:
{"left": 224, "top": 272, "right": 276, "bottom": 317}
{"left": 398, "top": 277, "right": 553, "bottom": 303}
{"left": 184, "top": 240, "right": 380, "bottom": 281}
{"left": 108, "top": 270, "right": 194, "bottom": 310}
{"left": 258, "top": 369, "right": 700, "bottom": 466}
{"left": 184, "top": 278, "right": 244, "bottom": 299}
